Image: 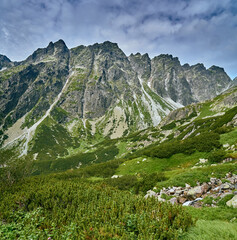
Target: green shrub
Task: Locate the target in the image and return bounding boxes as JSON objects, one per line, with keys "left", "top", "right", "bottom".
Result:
{"left": 218, "top": 194, "right": 235, "bottom": 207}
{"left": 105, "top": 175, "right": 138, "bottom": 190}
{"left": 208, "top": 149, "right": 226, "bottom": 164}
{"left": 140, "top": 132, "right": 221, "bottom": 159}
{"left": 202, "top": 196, "right": 214, "bottom": 205}
{"left": 0, "top": 176, "right": 194, "bottom": 239}
{"left": 161, "top": 121, "right": 176, "bottom": 130}
{"left": 82, "top": 159, "right": 125, "bottom": 178}
{"left": 135, "top": 172, "right": 166, "bottom": 194}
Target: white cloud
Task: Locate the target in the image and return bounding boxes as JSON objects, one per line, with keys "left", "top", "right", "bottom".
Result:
{"left": 0, "top": 0, "right": 236, "bottom": 78}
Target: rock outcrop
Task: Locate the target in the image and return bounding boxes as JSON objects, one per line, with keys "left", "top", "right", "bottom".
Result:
{"left": 129, "top": 53, "right": 232, "bottom": 106}
{"left": 145, "top": 172, "right": 237, "bottom": 208}
{"left": 0, "top": 40, "right": 233, "bottom": 158}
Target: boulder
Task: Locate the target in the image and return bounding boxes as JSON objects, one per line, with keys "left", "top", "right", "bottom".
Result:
{"left": 169, "top": 189, "right": 175, "bottom": 195}
{"left": 193, "top": 197, "right": 203, "bottom": 202}
{"left": 175, "top": 189, "right": 183, "bottom": 195}
{"left": 169, "top": 197, "right": 178, "bottom": 205}
{"left": 221, "top": 183, "right": 234, "bottom": 190}
{"left": 201, "top": 183, "right": 211, "bottom": 194}
{"left": 220, "top": 192, "right": 233, "bottom": 199}
{"left": 178, "top": 197, "right": 187, "bottom": 204}
{"left": 183, "top": 201, "right": 193, "bottom": 206}
{"left": 226, "top": 195, "right": 237, "bottom": 208}
{"left": 183, "top": 198, "right": 203, "bottom": 207}
{"left": 211, "top": 186, "right": 221, "bottom": 193}
{"left": 187, "top": 186, "right": 203, "bottom": 198}
{"left": 185, "top": 183, "right": 191, "bottom": 189}
{"left": 210, "top": 178, "right": 217, "bottom": 185}
{"left": 144, "top": 190, "right": 157, "bottom": 199}
{"left": 192, "top": 198, "right": 203, "bottom": 208}
{"left": 199, "top": 158, "right": 208, "bottom": 164}
{"left": 157, "top": 195, "right": 166, "bottom": 202}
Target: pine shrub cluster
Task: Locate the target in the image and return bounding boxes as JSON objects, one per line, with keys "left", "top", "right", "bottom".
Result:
{"left": 0, "top": 176, "right": 194, "bottom": 239}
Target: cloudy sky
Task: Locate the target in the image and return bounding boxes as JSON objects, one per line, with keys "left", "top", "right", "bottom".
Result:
{"left": 0, "top": 0, "right": 237, "bottom": 78}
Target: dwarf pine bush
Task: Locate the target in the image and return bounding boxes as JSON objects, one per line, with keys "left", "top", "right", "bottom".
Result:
{"left": 0, "top": 175, "right": 194, "bottom": 239}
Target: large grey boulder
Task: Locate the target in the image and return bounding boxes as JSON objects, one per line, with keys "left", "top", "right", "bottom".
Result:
{"left": 144, "top": 190, "right": 157, "bottom": 199}
{"left": 226, "top": 195, "right": 237, "bottom": 208}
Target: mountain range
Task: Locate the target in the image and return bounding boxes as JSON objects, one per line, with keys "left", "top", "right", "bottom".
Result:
{"left": 0, "top": 39, "right": 235, "bottom": 166}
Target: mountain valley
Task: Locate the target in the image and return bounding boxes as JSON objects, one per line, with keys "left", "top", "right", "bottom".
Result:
{"left": 0, "top": 40, "right": 237, "bottom": 239}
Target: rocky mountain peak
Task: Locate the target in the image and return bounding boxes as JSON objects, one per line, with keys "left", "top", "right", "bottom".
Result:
{"left": 53, "top": 39, "right": 68, "bottom": 53}
{"left": 208, "top": 65, "right": 225, "bottom": 73}
{"left": 25, "top": 40, "right": 69, "bottom": 64}
{"left": 129, "top": 52, "right": 151, "bottom": 80}
{"left": 230, "top": 77, "right": 237, "bottom": 87}
{"left": 0, "top": 39, "right": 234, "bottom": 155}
{"left": 90, "top": 41, "right": 127, "bottom": 61}
{"left": 190, "top": 63, "right": 206, "bottom": 71}
{"left": 0, "top": 54, "right": 13, "bottom": 69}
{"left": 153, "top": 54, "right": 180, "bottom": 65}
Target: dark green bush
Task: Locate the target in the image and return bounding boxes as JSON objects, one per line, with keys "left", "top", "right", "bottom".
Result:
{"left": 135, "top": 172, "right": 166, "bottom": 194}
{"left": 208, "top": 149, "right": 226, "bottom": 164}
{"left": 105, "top": 175, "right": 138, "bottom": 190}
{"left": 0, "top": 176, "right": 194, "bottom": 239}
{"left": 161, "top": 121, "right": 176, "bottom": 130}
{"left": 142, "top": 132, "right": 221, "bottom": 159}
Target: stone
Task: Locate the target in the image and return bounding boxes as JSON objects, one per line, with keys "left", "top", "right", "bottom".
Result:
{"left": 169, "top": 197, "right": 178, "bottom": 205}
{"left": 169, "top": 189, "right": 175, "bottom": 195}
{"left": 111, "top": 175, "right": 122, "bottom": 179}
{"left": 178, "top": 197, "right": 187, "bottom": 204}
{"left": 175, "top": 190, "right": 183, "bottom": 195}
{"left": 193, "top": 197, "right": 203, "bottom": 202}
{"left": 210, "top": 178, "right": 217, "bottom": 185}
{"left": 187, "top": 186, "right": 203, "bottom": 198}
{"left": 201, "top": 183, "right": 211, "bottom": 194}
{"left": 223, "top": 143, "right": 230, "bottom": 148}
{"left": 226, "top": 172, "right": 232, "bottom": 178}
{"left": 217, "top": 179, "right": 222, "bottom": 185}
{"left": 220, "top": 192, "right": 233, "bottom": 199}
{"left": 144, "top": 190, "right": 157, "bottom": 199}
{"left": 157, "top": 195, "right": 166, "bottom": 202}
{"left": 199, "top": 158, "right": 208, "bottom": 164}
{"left": 159, "top": 189, "right": 166, "bottom": 195}
{"left": 211, "top": 186, "right": 221, "bottom": 193}
{"left": 185, "top": 183, "right": 191, "bottom": 189}
{"left": 183, "top": 201, "right": 193, "bottom": 206}
{"left": 226, "top": 195, "right": 237, "bottom": 208}
{"left": 221, "top": 183, "right": 231, "bottom": 190}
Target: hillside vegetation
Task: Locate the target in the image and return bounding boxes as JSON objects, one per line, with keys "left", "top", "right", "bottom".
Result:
{"left": 0, "top": 86, "right": 237, "bottom": 239}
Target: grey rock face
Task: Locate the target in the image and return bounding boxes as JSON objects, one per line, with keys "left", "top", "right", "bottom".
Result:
{"left": 130, "top": 53, "right": 231, "bottom": 106}
{"left": 150, "top": 55, "right": 194, "bottom": 105}
{"left": 230, "top": 77, "right": 237, "bottom": 87}
{"left": 129, "top": 53, "right": 151, "bottom": 80}
{"left": 0, "top": 55, "right": 13, "bottom": 69}
{"left": 149, "top": 55, "right": 231, "bottom": 105}
{"left": 59, "top": 41, "right": 140, "bottom": 119}
{"left": 0, "top": 40, "right": 70, "bottom": 128}
{"left": 0, "top": 39, "right": 233, "bottom": 149}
